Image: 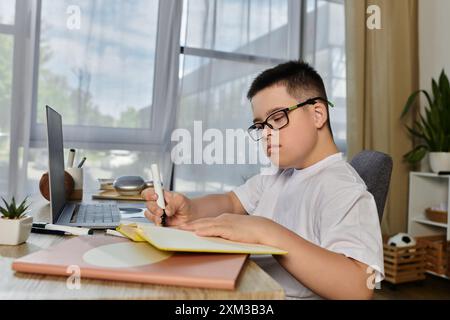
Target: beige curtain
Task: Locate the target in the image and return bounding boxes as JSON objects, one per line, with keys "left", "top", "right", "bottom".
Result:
{"left": 345, "top": 0, "right": 418, "bottom": 235}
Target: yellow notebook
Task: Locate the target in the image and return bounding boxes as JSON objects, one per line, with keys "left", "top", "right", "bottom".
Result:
{"left": 117, "top": 223, "right": 287, "bottom": 255}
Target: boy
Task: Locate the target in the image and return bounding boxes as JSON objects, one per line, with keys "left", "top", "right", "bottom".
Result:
{"left": 142, "top": 61, "right": 384, "bottom": 300}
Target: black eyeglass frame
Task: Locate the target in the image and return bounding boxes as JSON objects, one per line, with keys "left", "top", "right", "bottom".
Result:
{"left": 247, "top": 97, "right": 334, "bottom": 141}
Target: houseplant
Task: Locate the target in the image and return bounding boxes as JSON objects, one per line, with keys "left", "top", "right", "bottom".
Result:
{"left": 401, "top": 70, "right": 450, "bottom": 172}
{"left": 0, "top": 197, "right": 33, "bottom": 245}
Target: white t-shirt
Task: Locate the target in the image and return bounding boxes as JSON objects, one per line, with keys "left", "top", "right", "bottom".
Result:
{"left": 232, "top": 152, "right": 384, "bottom": 299}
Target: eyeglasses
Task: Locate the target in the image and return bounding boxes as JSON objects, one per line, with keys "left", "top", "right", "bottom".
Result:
{"left": 247, "top": 97, "right": 334, "bottom": 141}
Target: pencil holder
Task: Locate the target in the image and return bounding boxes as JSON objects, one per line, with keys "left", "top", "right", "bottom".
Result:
{"left": 66, "top": 167, "right": 84, "bottom": 201}
{"left": 39, "top": 171, "right": 74, "bottom": 201}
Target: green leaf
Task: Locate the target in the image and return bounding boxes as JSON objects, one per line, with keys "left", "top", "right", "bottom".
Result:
{"left": 401, "top": 90, "right": 421, "bottom": 118}
{"left": 0, "top": 196, "right": 30, "bottom": 219}
{"left": 1, "top": 197, "right": 8, "bottom": 207}
{"left": 422, "top": 90, "right": 433, "bottom": 107}
{"left": 432, "top": 79, "right": 440, "bottom": 101}
{"left": 403, "top": 145, "right": 428, "bottom": 164}
{"left": 414, "top": 115, "right": 434, "bottom": 148}
{"left": 405, "top": 125, "right": 425, "bottom": 140}
{"left": 0, "top": 207, "right": 10, "bottom": 218}
{"left": 439, "top": 70, "right": 450, "bottom": 95}
{"left": 418, "top": 114, "right": 435, "bottom": 148}
{"left": 401, "top": 90, "right": 432, "bottom": 118}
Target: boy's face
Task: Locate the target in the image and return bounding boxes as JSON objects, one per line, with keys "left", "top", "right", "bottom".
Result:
{"left": 251, "top": 84, "right": 325, "bottom": 168}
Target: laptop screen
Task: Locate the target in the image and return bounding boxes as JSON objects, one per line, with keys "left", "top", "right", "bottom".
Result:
{"left": 46, "top": 106, "right": 66, "bottom": 223}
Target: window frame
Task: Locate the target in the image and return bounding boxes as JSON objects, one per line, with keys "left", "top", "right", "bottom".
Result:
{"left": 173, "top": 0, "right": 304, "bottom": 194}
{"left": 180, "top": 0, "right": 346, "bottom": 155}
{"left": 5, "top": 0, "right": 347, "bottom": 189}
{"left": 26, "top": 0, "right": 178, "bottom": 151}
{"left": 302, "top": 0, "right": 347, "bottom": 153}
{"left": 174, "top": 0, "right": 347, "bottom": 194}
{"left": 0, "top": 0, "right": 17, "bottom": 198}
{"left": 180, "top": 0, "right": 303, "bottom": 64}
{"left": 4, "top": 0, "right": 40, "bottom": 197}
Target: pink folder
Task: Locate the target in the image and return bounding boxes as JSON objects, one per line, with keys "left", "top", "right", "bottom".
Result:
{"left": 12, "top": 235, "right": 247, "bottom": 290}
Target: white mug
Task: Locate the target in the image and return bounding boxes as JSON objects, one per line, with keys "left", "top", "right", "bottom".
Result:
{"left": 66, "top": 167, "right": 83, "bottom": 200}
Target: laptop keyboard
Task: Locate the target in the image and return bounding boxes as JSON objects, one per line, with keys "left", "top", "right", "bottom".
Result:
{"left": 75, "top": 204, "right": 120, "bottom": 224}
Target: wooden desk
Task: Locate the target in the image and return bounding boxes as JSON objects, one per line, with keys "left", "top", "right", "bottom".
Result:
{"left": 0, "top": 194, "right": 285, "bottom": 299}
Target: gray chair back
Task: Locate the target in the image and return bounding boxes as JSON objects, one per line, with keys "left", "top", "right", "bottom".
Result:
{"left": 350, "top": 150, "right": 393, "bottom": 223}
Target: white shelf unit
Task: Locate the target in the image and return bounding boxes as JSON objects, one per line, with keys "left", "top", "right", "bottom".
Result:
{"left": 407, "top": 172, "right": 449, "bottom": 280}
{"left": 407, "top": 172, "right": 450, "bottom": 241}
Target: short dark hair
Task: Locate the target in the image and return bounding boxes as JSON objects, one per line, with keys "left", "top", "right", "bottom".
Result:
{"left": 247, "top": 60, "right": 333, "bottom": 136}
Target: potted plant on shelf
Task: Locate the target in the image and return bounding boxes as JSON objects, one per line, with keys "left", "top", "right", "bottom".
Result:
{"left": 401, "top": 70, "right": 450, "bottom": 172}
{"left": 0, "top": 197, "right": 33, "bottom": 246}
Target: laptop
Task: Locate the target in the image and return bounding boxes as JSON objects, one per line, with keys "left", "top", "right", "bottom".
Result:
{"left": 46, "top": 105, "right": 121, "bottom": 229}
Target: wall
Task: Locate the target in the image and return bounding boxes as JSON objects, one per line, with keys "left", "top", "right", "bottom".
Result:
{"left": 419, "top": 0, "right": 450, "bottom": 91}
{"left": 418, "top": 0, "right": 450, "bottom": 171}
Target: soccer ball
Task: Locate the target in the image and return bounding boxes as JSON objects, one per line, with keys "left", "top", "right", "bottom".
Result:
{"left": 387, "top": 233, "right": 416, "bottom": 248}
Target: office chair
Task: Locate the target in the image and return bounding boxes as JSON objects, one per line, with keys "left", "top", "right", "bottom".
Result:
{"left": 350, "top": 150, "right": 393, "bottom": 223}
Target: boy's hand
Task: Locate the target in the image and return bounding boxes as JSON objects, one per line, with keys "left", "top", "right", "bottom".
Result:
{"left": 141, "top": 188, "right": 196, "bottom": 226}
{"left": 178, "top": 214, "right": 280, "bottom": 245}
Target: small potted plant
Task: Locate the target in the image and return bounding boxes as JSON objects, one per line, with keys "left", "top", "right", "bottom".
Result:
{"left": 0, "top": 197, "right": 33, "bottom": 245}
{"left": 401, "top": 70, "right": 450, "bottom": 172}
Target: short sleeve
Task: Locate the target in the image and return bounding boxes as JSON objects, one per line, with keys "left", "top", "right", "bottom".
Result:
{"left": 232, "top": 174, "right": 265, "bottom": 214}
{"left": 318, "top": 182, "right": 385, "bottom": 283}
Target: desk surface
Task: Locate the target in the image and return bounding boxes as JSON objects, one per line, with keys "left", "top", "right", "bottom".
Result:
{"left": 0, "top": 194, "right": 285, "bottom": 300}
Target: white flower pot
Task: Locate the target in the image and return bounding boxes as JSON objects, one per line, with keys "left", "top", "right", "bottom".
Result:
{"left": 429, "top": 152, "right": 450, "bottom": 173}
{"left": 0, "top": 215, "right": 33, "bottom": 246}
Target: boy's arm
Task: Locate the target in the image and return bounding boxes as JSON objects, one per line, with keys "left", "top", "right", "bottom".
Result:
{"left": 191, "top": 192, "right": 247, "bottom": 219}
{"left": 142, "top": 189, "right": 247, "bottom": 225}
{"left": 180, "top": 214, "right": 374, "bottom": 299}
{"left": 268, "top": 225, "right": 374, "bottom": 300}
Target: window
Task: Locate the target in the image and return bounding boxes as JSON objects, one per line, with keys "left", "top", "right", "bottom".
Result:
{"left": 26, "top": 148, "right": 167, "bottom": 194}
{"left": 0, "top": 0, "right": 16, "bottom": 197}
{"left": 0, "top": 0, "right": 15, "bottom": 25}
{"left": 181, "top": 0, "right": 290, "bottom": 59}
{"left": 36, "top": 0, "right": 159, "bottom": 129}
{"left": 2, "top": 0, "right": 345, "bottom": 198}
{"left": 175, "top": 0, "right": 297, "bottom": 195}
{"left": 31, "top": 0, "right": 165, "bottom": 148}
{"left": 20, "top": 0, "right": 180, "bottom": 196}
{"left": 176, "top": 57, "right": 271, "bottom": 194}
{"left": 174, "top": 0, "right": 347, "bottom": 196}
{"left": 303, "top": 0, "right": 347, "bottom": 151}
